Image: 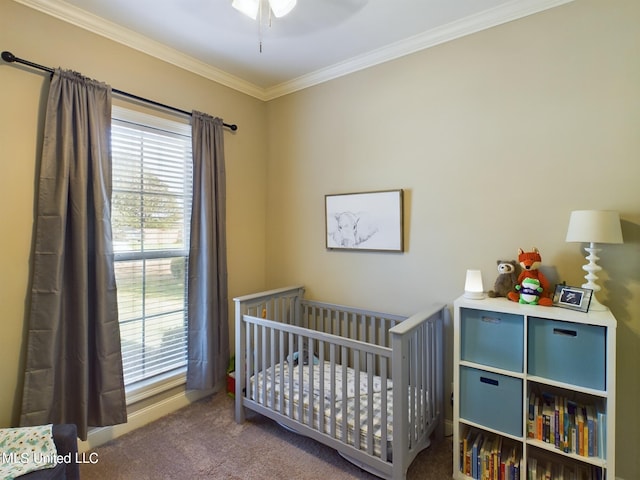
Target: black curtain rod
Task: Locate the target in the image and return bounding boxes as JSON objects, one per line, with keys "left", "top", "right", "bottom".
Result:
{"left": 1, "top": 50, "right": 238, "bottom": 131}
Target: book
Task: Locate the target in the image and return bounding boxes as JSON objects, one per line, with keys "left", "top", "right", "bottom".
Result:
{"left": 567, "top": 401, "right": 578, "bottom": 454}
{"left": 480, "top": 435, "right": 490, "bottom": 480}
{"left": 472, "top": 433, "right": 483, "bottom": 479}
{"left": 528, "top": 392, "right": 537, "bottom": 439}
{"left": 536, "top": 394, "right": 544, "bottom": 441}
{"left": 527, "top": 456, "right": 537, "bottom": 480}
{"left": 538, "top": 392, "right": 559, "bottom": 444}
{"left": 563, "top": 397, "right": 570, "bottom": 453}
{"left": 492, "top": 436, "right": 501, "bottom": 480}
{"left": 463, "top": 429, "right": 475, "bottom": 475}
{"left": 554, "top": 395, "right": 561, "bottom": 448}
{"left": 577, "top": 405, "right": 585, "bottom": 456}
{"left": 597, "top": 410, "right": 606, "bottom": 459}
{"left": 587, "top": 405, "right": 596, "bottom": 457}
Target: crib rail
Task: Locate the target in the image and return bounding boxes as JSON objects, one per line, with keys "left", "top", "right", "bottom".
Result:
{"left": 234, "top": 285, "right": 305, "bottom": 324}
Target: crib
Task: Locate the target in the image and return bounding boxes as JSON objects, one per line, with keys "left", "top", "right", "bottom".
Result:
{"left": 234, "top": 286, "right": 446, "bottom": 480}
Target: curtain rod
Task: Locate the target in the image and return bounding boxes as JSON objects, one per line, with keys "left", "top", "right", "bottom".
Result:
{"left": 1, "top": 50, "right": 238, "bottom": 132}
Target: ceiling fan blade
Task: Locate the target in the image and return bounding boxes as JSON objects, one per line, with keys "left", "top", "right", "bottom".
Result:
{"left": 232, "top": 0, "right": 259, "bottom": 19}
{"left": 269, "top": 0, "right": 297, "bottom": 18}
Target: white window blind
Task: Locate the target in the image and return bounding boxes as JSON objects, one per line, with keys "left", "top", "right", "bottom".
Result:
{"left": 111, "top": 106, "right": 193, "bottom": 387}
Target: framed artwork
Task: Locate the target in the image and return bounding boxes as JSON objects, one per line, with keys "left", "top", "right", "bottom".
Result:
{"left": 325, "top": 189, "right": 404, "bottom": 252}
{"left": 552, "top": 284, "right": 593, "bottom": 312}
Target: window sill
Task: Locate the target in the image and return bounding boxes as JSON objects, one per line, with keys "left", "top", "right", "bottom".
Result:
{"left": 125, "top": 367, "right": 187, "bottom": 406}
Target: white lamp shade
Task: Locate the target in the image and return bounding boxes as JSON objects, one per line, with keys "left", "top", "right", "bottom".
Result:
{"left": 464, "top": 269, "right": 484, "bottom": 299}
{"left": 566, "top": 210, "right": 623, "bottom": 244}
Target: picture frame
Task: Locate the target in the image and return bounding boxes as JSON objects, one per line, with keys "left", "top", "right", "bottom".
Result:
{"left": 552, "top": 284, "right": 593, "bottom": 312}
{"left": 325, "top": 189, "right": 404, "bottom": 252}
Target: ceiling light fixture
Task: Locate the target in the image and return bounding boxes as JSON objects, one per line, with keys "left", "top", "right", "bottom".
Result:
{"left": 232, "top": 0, "right": 297, "bottom": 20}
{"left": 232, "top": 0, "right": 296, "bottom": 52}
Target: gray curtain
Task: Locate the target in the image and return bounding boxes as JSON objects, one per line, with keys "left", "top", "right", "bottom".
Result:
{"left": 187, "top": 111, "right": 230, "bottom": 390}
{"left": 20, "top": 69, "right": 127, "bottom": 440}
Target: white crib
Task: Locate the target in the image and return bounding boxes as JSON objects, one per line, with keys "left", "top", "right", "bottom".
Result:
{"left": 234, "top": 286, "right": 446, "bottom": 480}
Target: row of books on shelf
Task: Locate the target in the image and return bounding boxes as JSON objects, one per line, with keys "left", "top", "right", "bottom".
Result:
{"left": 527, "top": 392, "right": 606, "bottom": 459}
{"left": 459, "top": 427, "right": 607, "bottom": 480}
{"left": 527, "top": 456, "right": 604, "bottom": 480}
{"left": 460, "top": 430, "right": 521, "bottom": 480}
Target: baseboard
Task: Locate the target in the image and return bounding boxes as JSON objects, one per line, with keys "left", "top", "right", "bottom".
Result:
{"left": 77, "top": 388, "right": 212, "bottom": 453}
{"left": 444, "top": 418, "right": 453, "bottom": 437}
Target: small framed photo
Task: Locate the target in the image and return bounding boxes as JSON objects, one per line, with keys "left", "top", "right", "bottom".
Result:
{"left": 552, "top": 284, "right": 593, "bottom": 312}
{"left": 325, "top": 189, "right": 404, "bottom": 252}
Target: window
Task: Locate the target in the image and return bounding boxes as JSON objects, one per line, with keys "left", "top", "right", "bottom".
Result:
{"left": 111, "top": 106, "right": 193, "bottom": 388}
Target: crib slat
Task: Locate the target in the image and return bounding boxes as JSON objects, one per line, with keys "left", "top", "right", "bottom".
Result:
{"left": 261, "top": 324, "right": 268, "bottom": 408}
{"left": 297, "top": 334, "right": 304, "bottom": 423}
{"left": 318, "top": 340, "right": 325, "bottom": 434}
{"left": 307, "top": 337, "right": 314, "bottom": 428}
{"left": 274, "top": 297, "right": 279, "bottom": 325}
{"left": 245, "top": 321, "right": 252, "bottom": 406}
{"left": 287, "top": 332, "right": 295, "bottom": 418}
{"left": 277, "top": 329, "right": 284, "bottom": 414}
{"left": 380, "top": 358, "right": 389, "bottom": 462}
{"left": 269, "top": 327, "right": 276, "bottom": 409}
{"left": 251, "top": 323, "right": 256, "bottom": 400}
{"left": 410, "top": 330, "right": 418, "bottom": 443}
{"left": 353, "top": 348, "right": 361, "bottom": 450}
{"left": 428, "top": 321, "right": 435, "bottom": 423}
{"left": 340, "top": 345, "right": 348, "bottom": 445}
{"left": 329, "top": 343, "right": 337, "bottom": 439}
{"left": 366, "top": 352, "right": 374, "bottom": 455}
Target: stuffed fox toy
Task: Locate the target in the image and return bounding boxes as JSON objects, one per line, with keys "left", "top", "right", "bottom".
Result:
{"left": 507, "top": 247, "right": 553, "bottom": 306}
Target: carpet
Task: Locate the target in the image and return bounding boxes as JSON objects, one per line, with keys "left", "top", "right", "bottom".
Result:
{"left": 80, "top": 392, "right": 453, "bottom": 479}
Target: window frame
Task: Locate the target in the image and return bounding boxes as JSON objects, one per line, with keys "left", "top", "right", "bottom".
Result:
{"left": 111, "top": 105, "right": 193, "bottom": 402}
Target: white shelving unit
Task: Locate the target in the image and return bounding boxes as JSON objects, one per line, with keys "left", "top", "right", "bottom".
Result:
{"left": 453, "top": 295, "right": 616, "bottom": 479}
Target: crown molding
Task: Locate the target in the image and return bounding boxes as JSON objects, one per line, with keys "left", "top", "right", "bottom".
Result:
{"left": 12, "top": 0, "right": 268, "bottom": 100}
{"left": 14, "top": 0, "right": 573, "bottom": 102}
{"left": 264, "top": 0, "right": 574, "bottom": 100}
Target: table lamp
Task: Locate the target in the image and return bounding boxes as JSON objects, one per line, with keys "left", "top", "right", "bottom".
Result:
{"left": 565, "top": 210, "right": 623, "bottom": 311}
{"left": 464, "top": 269, "right": 485, "bottom": 299}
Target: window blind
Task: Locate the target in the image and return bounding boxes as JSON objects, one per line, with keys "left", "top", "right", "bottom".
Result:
{"left": 111, "top": 106, "right": 193, "bottom": 386}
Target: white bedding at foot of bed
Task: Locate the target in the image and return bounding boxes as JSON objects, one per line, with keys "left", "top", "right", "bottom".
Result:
{"left": 250, "top": 360, "right": 403, "bottom": 457}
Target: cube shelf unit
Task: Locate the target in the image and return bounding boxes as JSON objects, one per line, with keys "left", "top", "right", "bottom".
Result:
{"left": 453, "top": 295, "right": 616, "bottom": 479}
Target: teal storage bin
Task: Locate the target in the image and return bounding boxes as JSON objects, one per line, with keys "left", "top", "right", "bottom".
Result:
{"left": 460, "top": 308, "right": 524, "bottom": 372}
{"left": 527, "top": 317, "right": 606, "bottom": 390}
{"left": 459, "top": 366, "right": 523, "bottom": 436}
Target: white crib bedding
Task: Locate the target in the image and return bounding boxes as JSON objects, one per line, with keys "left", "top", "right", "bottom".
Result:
{"left": 249, "top": 360, "right": 395, "bottom": 457}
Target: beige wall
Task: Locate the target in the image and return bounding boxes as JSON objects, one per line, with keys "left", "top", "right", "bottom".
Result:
{"left": 0, "top": 0, "right": 267, "bottom": 426}
{"left": 265, "top": 1, "right": 640, "bottom": 478}
{"left": 1, "top": 0, "right": 639, "bottom": 478}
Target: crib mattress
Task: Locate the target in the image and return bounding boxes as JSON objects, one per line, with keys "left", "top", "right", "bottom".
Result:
{"left": 249, "top": 360, "right": 398, "bottom": 457}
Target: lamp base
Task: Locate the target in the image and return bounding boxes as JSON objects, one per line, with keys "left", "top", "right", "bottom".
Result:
{"left": 584, "top": 290, "right": 608, "bottom": 311}
{"left": 581, "top": 243, "right": 608, "bottom": 311}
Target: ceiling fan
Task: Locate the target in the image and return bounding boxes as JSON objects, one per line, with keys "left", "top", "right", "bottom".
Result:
{"left": 232, "top": 0, "right": 297, "bottom": 19}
